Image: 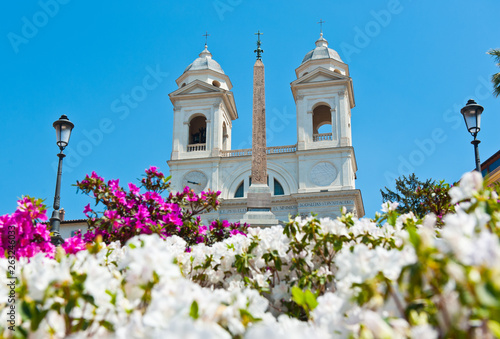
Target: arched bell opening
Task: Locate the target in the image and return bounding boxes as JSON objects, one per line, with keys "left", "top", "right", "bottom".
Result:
{"left": 312, "top": 104, "right": 332, "bottom": 142}
{"left": 187, "top": 115, "right": 207, "bottom": 152}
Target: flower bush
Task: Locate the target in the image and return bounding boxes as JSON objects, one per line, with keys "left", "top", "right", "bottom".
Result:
{"left": 76, "top": 166, "right": 247, "bottom": 247}
{"left": 1, "top": 171, "right": 499, "bottom": 338}
{"left": 0, "top": 197, "right": 85, "bottom": 259}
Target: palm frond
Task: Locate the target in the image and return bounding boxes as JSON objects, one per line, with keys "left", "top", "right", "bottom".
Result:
{"left": 492, "top": 72, "right": 500, "bottom": 97}
{"left": 487, "top": 49, "right": 500, "bottom": 97}
{"left": 487, "top": 48, "right": 500, "bottom": 66}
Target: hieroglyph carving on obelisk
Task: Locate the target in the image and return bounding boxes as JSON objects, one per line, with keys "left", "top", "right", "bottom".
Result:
{"left": 251, "top": 63, "right": 267, "bottom": 183}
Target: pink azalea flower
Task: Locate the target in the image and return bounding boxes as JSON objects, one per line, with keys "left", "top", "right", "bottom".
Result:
{"left": 186, "top": 193, "right": 198, "bottom": 202}
{"left": 104, "top": 210, "right": 119, "bottom": 220}
{"left": 147, "top": 166, "right": 158, "bottom": 175}
{"left": 198, "top": 225, "right": 208, "bottom": 235}
{"left": 162, "top": 213, "right": 183, "bottom": 226}
{"left": 83, "top": 203, "right": 92, "bottom": 216}
{"left": 128, "top": 183, "right": 140, "bottom": 195}
{"left": 230, "top": 229, "right": 246, "bottom": 237}
{"left": 90, "top": 171, "right": 103, "bottom": 181}
{"left": 136, "top": 205, "right": 150, "bottom": 220}
{"left": 108, "top": 179, "right": 120, "bottom": 191}
{"left": 62, "top": 235, "right": 86, "bottom": 255}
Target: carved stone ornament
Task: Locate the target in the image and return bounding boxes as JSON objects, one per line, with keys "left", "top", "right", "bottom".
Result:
{"left": 310, "top": 162, "right": 338, "bottom": 187}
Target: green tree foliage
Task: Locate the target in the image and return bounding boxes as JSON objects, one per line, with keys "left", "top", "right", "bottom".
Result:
{"left": 380, "top": 174, "right": 433, "bottom": 217}
{"left": 381, "top": 174, "right": 456, "bottom": 223}
{"left": 488, "top": 48, "right": 500, "bottom": 97}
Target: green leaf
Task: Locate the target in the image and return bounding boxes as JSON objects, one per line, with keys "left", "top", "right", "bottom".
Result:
{"left": 239, "top": 308, "right": 262, "bottom": 326}
{"left": 475, "top": 283, "right": 500, "bottom": 308}
{"left": 304, "top": 289, "right": 318, "bottom": 310}
{"left": 30, "top": 309, "right": 49, "bottom": 331}
{"left": 190, "top": 300, "right": 199, "bottom": 320}
{"left": 487, "top": 320, "right": 500, "bottom": 338}
{"left": 291, "top": 286, "right": 305, "bottom": 306}
{"left": 20, "top": 301, "right": 32, "bottom": 321}
{"left": 100, "top": 320, "right": 115, "bottom": 331}
{"left": 65, "top": 298, "right": 76, "bottom": 315}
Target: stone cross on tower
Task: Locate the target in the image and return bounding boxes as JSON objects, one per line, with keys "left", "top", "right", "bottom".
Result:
{"left": 241, "top": 31, "right": 278, "bottom": 227}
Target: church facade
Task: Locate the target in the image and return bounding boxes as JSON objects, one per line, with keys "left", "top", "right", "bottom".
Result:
{"left": 167, "top": 34, "right": 364, "bottom": 224}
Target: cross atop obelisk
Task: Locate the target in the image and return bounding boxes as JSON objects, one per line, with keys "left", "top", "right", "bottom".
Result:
{"left": 254, "top": 30, "right": 263, "bottom": 60}
{"left": 241, "top": 31, "right": 278, "bottom": 227}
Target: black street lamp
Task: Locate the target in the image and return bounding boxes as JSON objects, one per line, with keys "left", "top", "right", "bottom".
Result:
{"left": 50, "top": 115, "right": 74, "bottom": 245}
{"left": 460, "top": 99, "right": 484, "bottom": 174}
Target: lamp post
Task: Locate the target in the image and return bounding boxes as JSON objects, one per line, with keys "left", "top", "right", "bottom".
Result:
{"left": 460, "top": 99, "right": 484, "bottom": 174}
{"left": 50, "top": 115, "right": 74, "bottom": 245}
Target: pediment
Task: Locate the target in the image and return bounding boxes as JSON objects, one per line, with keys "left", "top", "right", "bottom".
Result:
{"left": 293, "top": 68, "right": 346, "bottom": 85}
{"left": 170, "top": 80, "right": 222, "bottom": 97}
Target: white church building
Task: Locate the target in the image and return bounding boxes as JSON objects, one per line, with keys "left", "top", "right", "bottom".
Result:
{"left": 167, "top": 33, "right": 364, "bottom": 223}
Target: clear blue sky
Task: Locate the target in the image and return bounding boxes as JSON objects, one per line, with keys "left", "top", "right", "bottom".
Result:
{"left": 1, "top": 0, "right": 499, "bottom": 221}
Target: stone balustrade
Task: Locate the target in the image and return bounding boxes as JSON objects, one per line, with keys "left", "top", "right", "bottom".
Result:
{"left": 220, "top": 144, "right": 297, "bottom": 158}
{"left": 220, "top": 148, "right": 252, "bottom": 157}
{"left": 266, "top": 145, "right": 297, "bottom": 154}
{"left": 187, "top": 143, "right": 206, "bottom": 152}
{"left": 313, "top": 133, "right": 333, "bottom": 142}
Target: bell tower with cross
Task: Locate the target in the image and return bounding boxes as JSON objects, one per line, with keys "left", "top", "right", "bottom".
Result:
{"left": 290, "top": 20, "right": 358, "bottom": 194}
{"left": 168, "top": 32, "right": 238, "bottom": 161}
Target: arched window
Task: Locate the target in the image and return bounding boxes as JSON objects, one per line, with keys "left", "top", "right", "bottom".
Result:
{"left": 189, "top": 116, "right": 206, "bottom": 145}
{"left": 274, "top": 179, "right": 284, "bottom": 196}
{"left": 312, "top": 104, "right": 332, "bottom": 141}
{"left": 234, "top": 181, "right": 244, "bottom": 198}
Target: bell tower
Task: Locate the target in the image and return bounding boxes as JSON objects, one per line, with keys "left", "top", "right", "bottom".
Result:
{"left": 169, "top": 43, "right": 238, "bottom": 160}
{"left": 290, "top": 33, "right": 358, "bottom": 193}
{"left": 291, "top": 33, "right": 354, "bottom": 151}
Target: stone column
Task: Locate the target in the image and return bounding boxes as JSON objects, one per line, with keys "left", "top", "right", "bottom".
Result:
{"left": 241, "top": 58, "right": 278, "bottom": 227}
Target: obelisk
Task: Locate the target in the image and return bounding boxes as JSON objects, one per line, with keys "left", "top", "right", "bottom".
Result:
{"left": 241, "top": 31, "right": 278, "bottom": 227}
